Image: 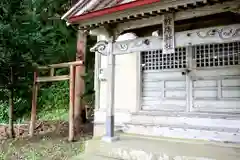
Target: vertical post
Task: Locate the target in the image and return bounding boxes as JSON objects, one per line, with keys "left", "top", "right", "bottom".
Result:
{"left": 69, "top": 65, "right": 75, "bottom": 142}
{"left": 94, "top": 36, "right": 102, "bottom": 110}
{"left": 50, "top": 68, "right": 55, "bottom": 77}
{"left": 102, "top": 37, "right": 119, "bottom": 142}
{"left": 75, "top": 30, "right": 87, "bottom": 132}
{"left": 29, "top": 71, "right": 38, "bottom": 137}
{"left": 9, "top": 67, "right": 14, "bottom": 138}
{"left": 186, "top": 46, "right": 192, "bottom": 113}
{"left": 9, "top": 89, "right": 14, "bottom": 138}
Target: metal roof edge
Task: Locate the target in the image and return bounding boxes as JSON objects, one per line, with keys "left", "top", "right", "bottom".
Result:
{"left": 69, "top": 0, "right": 161, "bottom": 23}
{"left": 61, "top": 0, "right": 86, "bottom": 20}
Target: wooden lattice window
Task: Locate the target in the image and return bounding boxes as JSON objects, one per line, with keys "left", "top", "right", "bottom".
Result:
{"left": 141, "top": 47, "right": 187, "bottom": 71}
{"left": 193, "top": 41, "right": 240, "bottom": 68}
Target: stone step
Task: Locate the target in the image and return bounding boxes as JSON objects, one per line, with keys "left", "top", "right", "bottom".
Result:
{"left": 71, "top": 154, "right": 120, "bottom": 160}
{"left": 121, "top": 123, "right": 240, "bottom": 143}
{"left": 79, "top": 134, "right": 240, "bottom": 160}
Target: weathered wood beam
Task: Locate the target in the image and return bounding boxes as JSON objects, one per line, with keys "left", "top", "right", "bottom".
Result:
{"left": 36, "top": 75, "right": 69, "bottom": 83}
{"left": 50, "top": 68, "right": 55, "bottom": 77}
{"left": 30, "top": 61, "right": 84, "bottom": 141}
{"left": 68, "top": 65, "right": 75, "bottom": 142}
{"left": 116, "top": 0, "right": 237, "bottom": 32}
{"left": 116, "top": 15, "right": 163, "bottom": 33}
{"left": 38, "top": 61, "right": 84, "bottom": 70}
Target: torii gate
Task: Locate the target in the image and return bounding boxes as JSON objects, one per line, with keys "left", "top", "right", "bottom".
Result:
{"left": 90, "top": 13, "right": 175, "bottom": 143}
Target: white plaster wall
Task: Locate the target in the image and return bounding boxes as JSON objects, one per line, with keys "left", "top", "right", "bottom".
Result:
{"left": 98, "top": 34, "right": 139, "bottom": 113}
{"left": 99, "top": 53, "right": 138, "bottom": 112}
{"left": 114, "top": 53, "right": 138, "bottom": 112}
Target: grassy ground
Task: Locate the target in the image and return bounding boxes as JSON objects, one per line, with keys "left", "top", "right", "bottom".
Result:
{"left": 0, "top": 132, "right": 91, "bottom": 160}
{"left": 0, "top": 99, "right": 93, "bottom": 160}
{"left": 0, "top": 121, "right": 93, "bottom": 160}
{"left": 0, "top": 136, "right": 85, "bottom": 160}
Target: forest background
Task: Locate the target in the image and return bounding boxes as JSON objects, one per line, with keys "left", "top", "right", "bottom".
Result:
{"left": 0, "top": 0, "right": 95, "bottom": 124}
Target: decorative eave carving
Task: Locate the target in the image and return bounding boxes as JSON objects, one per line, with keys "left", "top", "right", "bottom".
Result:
{"left": 90, "top": 37, "right": 160, "bottom": 55}
{"left": 113, "top": 37, "right": 158, "bottom": 55}
{"left": 90, "top": 24, "right": 240, "bottom": 55}
{"left": 116, "top": 38, "right": 149, "bottom": 51}
{"left": 197, "top": 27, "right": 240, "bottom": 39}
{"left": 90, "top": 40, "right": 109, "bottom": 56}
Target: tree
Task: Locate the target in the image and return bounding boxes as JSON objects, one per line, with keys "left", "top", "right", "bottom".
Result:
{"left": 0, "top": 0, "right": 96, "bottom": 133}
{"left": 0, "top": 0, "right": 35, "bottom": 137}
{"left": 0, "top": 0, "right": 77, "bottom": 130}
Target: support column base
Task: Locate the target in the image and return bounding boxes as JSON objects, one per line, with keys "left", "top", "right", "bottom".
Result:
{"left": 101, "top": 136, "right": 120, "bottom": 143}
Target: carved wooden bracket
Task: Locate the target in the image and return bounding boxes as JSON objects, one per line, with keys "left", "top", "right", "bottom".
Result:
{"left": 90, "top": 37, "right": 154, "bottom": 55}
{"left": 90, "top": 40, "right": 109, "bottom": 56}
{"left": 113, "top": 37, "right": 155, "bottom": 55}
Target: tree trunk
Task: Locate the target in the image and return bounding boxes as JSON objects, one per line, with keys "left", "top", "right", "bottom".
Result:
{"left": 9, "top": 67, "right": 14, "bottom": 138}
{"left": 29, "top": 71, "right": 38, "bottom": 137}
{"left": 74, "top": 30, "right": 87, "bottom": 133}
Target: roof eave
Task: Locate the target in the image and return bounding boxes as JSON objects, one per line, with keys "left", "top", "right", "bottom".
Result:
{"left": 61, "top": 0, "right": 86, "bottom": 20}
{"left": 68, "top": 0, "right": 161, "bottom": 23}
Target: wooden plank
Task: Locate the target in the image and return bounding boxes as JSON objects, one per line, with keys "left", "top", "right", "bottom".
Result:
{"left": 68, "top": 65, "right": 75, "bottom": 142}
{"left": 50, "top": 68, "right": 55, "bottom": 76}
{"left": 163, "top": 13, "right": 175, "bottom": 54}
{"left": 36, "top": 75, "right": 69, "bottom": 82}
{"left": 111, "top": 24, "right": 240, "bottom": 55}
{"left": 116, "top": 15, "right": 163, "bottom": 32}
{"left": 38, "top": 61, "right": 84, "bottom": 70}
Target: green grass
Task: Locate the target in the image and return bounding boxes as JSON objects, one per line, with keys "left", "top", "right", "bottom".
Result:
{"left": 0, "top": 107, "right": 92, "bottom": 160}
{"left": 0, "top": 84, "right": 91, "bottom": 159}
{"left": 0, "top": 135, "right": 86, "bottom": 160}
{"left": 38, "top": 108, "right": 69, "bottom": 121}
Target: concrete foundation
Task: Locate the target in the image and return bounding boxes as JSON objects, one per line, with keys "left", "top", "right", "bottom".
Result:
{"left": 73, "top": 134, "right": 240, "bottom": 160}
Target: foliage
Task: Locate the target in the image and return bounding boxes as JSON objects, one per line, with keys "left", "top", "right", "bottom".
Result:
{"left": 0, "top": 0, "right": 96, "bottom": 123}
{"left": 38, "top": 81, "right": 69, "bottom": 121}
{"left": 0, "top": 100, "right": 9, "bottom": 123}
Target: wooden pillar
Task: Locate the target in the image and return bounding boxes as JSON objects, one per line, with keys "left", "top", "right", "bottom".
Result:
{"left": 102, "top": 37, "right": 119, "bottom": 142}
{"left": 29, "top": 71, "right": 38, "bottom": 137}
{"left": 69, "top": 65, "right": 75, "bottom": 142}
{"left": 90, "top": 30, "right": 118, "bottom": 142}
{"left": 94, "top": 36, "right": 101, "bottom": 110}
{"left": 75, "top": 30, "right": 87, "bottom": 132}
